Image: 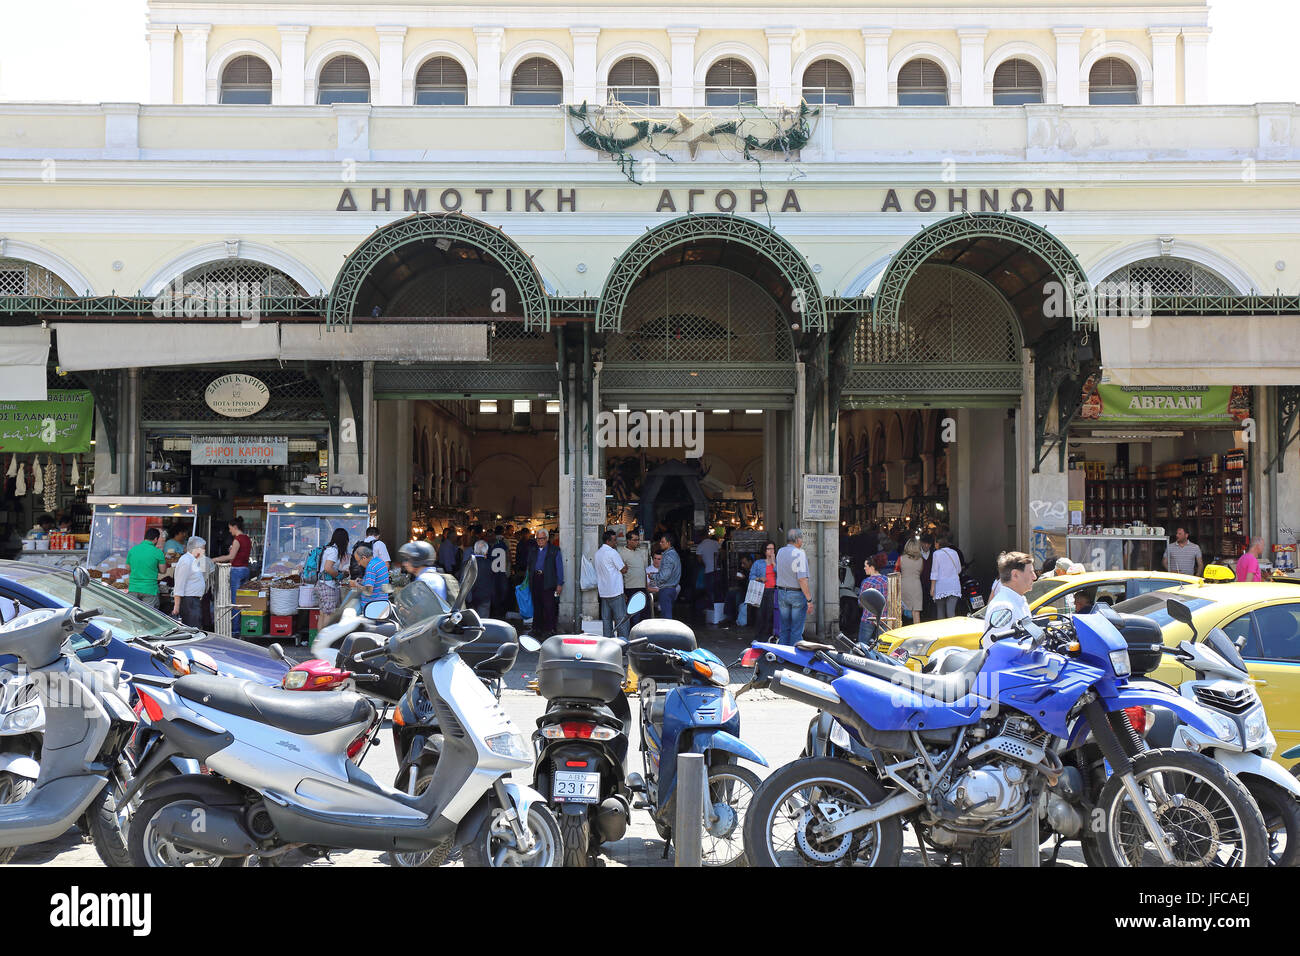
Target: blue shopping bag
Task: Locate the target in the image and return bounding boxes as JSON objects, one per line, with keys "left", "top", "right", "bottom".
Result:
{"left": 515, "top": 582, "right": 534, "bottom": 621}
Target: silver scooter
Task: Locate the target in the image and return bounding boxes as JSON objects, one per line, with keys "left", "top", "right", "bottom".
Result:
{"left": 0, "top": 568, "right": 139, "bottom": 859}
{"left": 118, "top": 558, "right": 561, "bottom": 867}
{"left": 0, "top": 665, "right": 43, "bottom": 864}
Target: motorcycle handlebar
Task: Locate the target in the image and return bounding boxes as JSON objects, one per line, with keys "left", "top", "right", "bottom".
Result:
{"left": 73, "top": 608, "right": 102, "bottom": 624}
{"left": 355, "top": 644, "right": 389, "bottom": 662}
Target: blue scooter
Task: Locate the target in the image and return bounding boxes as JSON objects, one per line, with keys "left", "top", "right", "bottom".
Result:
{"left": 624, "top": 618, "right": 767, "bottom": 866}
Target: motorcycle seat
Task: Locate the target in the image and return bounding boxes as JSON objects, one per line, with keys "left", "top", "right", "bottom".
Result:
{"left": 795, "top": 641, "right": 835, "bottom": 653}
{"left": 834, "top": 649, "right": 988, "bottom": 703}
{"left": 174, "top": 673, "right": 373, "bottom": 736}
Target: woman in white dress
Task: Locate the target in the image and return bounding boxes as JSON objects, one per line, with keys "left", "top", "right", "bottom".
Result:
{"left": 899, "top": 537, "right": 925, "bottom": 623}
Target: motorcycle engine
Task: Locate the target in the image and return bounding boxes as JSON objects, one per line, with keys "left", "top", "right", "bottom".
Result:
{"left": 950, "top": 762, "right": 1027, "bottom": 820}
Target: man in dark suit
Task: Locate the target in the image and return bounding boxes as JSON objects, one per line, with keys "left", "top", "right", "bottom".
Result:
{"left": 519, "top": 527, "right": 563, "bottom": 637}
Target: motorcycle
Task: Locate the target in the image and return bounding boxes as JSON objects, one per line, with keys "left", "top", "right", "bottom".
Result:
{"left": 117, "top": 557, "right": 561, "bottom": 867}
{"left": 518, "top": 592, "right": 645, "bottom": 867}
{"left": 0, "top": 571, "right": 139, "bottom": 865}
{"left": 744, "top": 594, "right": 1270, "bottom": 867}
{"left": 623, "top": 616, "right": 767, "bottom": 866}
{"left": 0, "top": 665, "right": 42, "bottom": 864}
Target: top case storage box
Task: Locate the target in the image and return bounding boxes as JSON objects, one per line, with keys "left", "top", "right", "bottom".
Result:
{"left": 459, "top": 620, "right": 520, "bottom": 676}
{"left": 627, "top": 619, "right": 697, "bottom": 681}
{"left": 537, "top": 635, "right": 625, "bottom": 702}
{"left": 1107, "top": 611, "right": 1166, "bottom": 676}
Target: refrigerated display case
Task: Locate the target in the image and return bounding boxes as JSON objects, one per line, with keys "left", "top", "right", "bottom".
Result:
{"left": 261, "top": 496, "right": 370, "bottom": 577}
{"left": 84, "top": 497, "right": 210, "bottom": 590}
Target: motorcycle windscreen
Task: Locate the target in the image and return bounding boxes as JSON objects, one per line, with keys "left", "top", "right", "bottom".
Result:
{"left": 392, "top": 578, "right": 452, "bottom": 629}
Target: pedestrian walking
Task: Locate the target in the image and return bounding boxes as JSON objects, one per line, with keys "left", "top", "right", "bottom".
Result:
{"left": 171, "top": 536, "right": 208, "bottom": 628}
{"left": 522, "top": 528, "right": 563, "bottom": 637}
{"left": 859, "top": 552, "right": 890, "bottom": 641}
{"left": 596, "top": 530, "right": 630, "bottom": 639}
{"left": 750, "top": 540, "right": 779, "bottom": 640}
{"left": 468, "top": 539, "right": 494, "bottom": 617}
{"left": 1236, "top": 536, "right": 1265, "bottom": 582}
{"left": 649, "top": 533, "right": 681, "bottom": 620}
{"left": 929, "top": 534, "right": 963, "bottom": 619}
{"left": 619, "top": 529, "right": 649, "bottom": 627}
{"left": 212, "top": 516, "right": 253, "bottom": 632}
{"left": 315, "top": 527, "right": 350, "bottom": 615}
{"left": 898, "top": 538, "right": 925, "bottom": 623}
{"left": 775, "top": 528, "right": 812, "bottom": 645}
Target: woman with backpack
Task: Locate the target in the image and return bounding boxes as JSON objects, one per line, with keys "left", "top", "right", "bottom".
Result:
{"left": 315, "top": 527, "right": 351, "bottom": 614}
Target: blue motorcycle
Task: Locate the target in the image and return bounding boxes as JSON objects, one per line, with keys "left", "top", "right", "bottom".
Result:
{"left": 624, "top": 618, "right": 767, "bottom": 866}
{"left": 744, "top": 592, "right": 1269, "bottom": 867}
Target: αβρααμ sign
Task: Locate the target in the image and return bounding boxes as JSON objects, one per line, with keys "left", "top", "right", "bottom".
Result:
{"left": 191, "top": 436, "right": 288, "bottom": 466}
{"left": 204, "top": 374, "right": 270, "bottom": 418}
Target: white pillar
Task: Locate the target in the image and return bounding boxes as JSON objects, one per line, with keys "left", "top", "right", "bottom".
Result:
{"left": 1149, "top": 28, "right": 1179, "bottom": 104}
{"left": 278, "top": 25, "right": 309, "bottom": 105}
{"left": 571, "top": 27, "right": 600, "bottom": 104}
{"left": 376, "top": 26, "right": 406, "bottom": 105}
{"left": 474, "top": 27, "right": 504, "bottom": 106}
{"left": 147, "top": 25, "right": 176, "bottom": 104}
{"left": 1182, "top": 27, "right": 1211, "bottom": 105}
{"left": 1053, "top": 27, "right": 1084, "bottom": 105}
{"left": 958, "top": 29, "right": 987, "bottom": 106}
{"left": 180, "top": 25, "right": 211, "bottom": 104}
{"left": 667, "top": 26, "right": 698, "bottom": 108}
{"left": 766, "top": 27, "right": 797, "bottom": 106}
{"left": 861, "top": 28, "right": 891, "bottom": 106}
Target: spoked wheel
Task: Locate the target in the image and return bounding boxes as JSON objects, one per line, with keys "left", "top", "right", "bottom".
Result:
{"left": 463, "top": 803, "right": 563, "bottom": 867}
{"left": 744, "top": 757, "right": 903, "bottom": 867}
{"left": 389, "top": 768, "right": 455, "bottom": 868}
{"left": 1246, "top": 778, "right": 1300, "bottom": 867}
{"left": 0, "top": 772, "right": 34, "bottom": 864}
{"left": 1096, "top": 749, "right": 1268, "bottom": 867}
{"left": 701, "top": 765, "right": 761, "bottom": 867}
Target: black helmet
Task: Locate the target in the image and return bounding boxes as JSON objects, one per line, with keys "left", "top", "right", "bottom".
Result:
{"left": 397, "top": 540, "right": 437, "bottom": 568}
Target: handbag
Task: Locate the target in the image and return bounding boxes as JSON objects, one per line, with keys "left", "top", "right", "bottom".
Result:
{"left": 514, "top": 582, "right": 534, "bottom": 620}
{"left": 744, "top": 579, "right": 765, "bottom": 606}
{"left": 737, "top": 602, "right": 749, "bottom": 627}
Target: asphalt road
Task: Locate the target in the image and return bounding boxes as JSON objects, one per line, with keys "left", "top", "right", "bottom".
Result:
{"left": 6, "top": 620, "right": 1082, "bottom": 867}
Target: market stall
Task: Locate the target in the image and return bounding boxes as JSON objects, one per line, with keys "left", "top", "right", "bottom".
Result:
{"left": 84, "top": 496, "right": 209, "bottom": 591}
{"left": 261, "top": 496, "right": 370, "bottom": 576}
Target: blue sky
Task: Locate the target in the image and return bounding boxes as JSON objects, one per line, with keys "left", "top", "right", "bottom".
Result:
{"left": 0, "top": 1, "right": 1295, "bottom": 104}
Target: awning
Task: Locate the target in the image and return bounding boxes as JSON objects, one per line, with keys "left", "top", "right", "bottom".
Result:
{"left": 0, "top": 327, "right": 51, "bottom": 400}
{"left": 280, "top": 324, "right": 487, "bottom": 362}
{"left": 1099, "top": 314, "right": 1300, "bottom": 386}
{"left": 53, "top": 323, "right": 281, "bottom": 370}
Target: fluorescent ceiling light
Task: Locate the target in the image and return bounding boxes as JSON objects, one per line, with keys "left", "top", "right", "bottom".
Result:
{"left": 478, "top": 400, "right": 498, "bottom": 414}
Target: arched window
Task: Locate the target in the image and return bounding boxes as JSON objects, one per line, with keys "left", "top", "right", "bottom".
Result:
{"left": 897, "top": 58, "right": 948, "bottom": 106}
{"left": 1089, "top": 57, "right": 1139, "bottom": 105}
{"left": 0, "top": 258, "right": 73, "bottom": 296}
{"left": 802, "top": 58, "right": 853, "bottom": 106}
{"left": 992, "top": 58, "right": 1043, "bottom": 105}
{"left": 1101, "top": 258, "right": 1234, "bottom": 297}
{"left": 220, "top": 55, "right": 272, "bottom": 104}
{"left": 705, "top": 58, "right": 757, "bottom": 106}
{"left": 608, "top": 56, "right": 659, "bottom": 106}
{"left": 175, "top": 259, "right": 306, "bottom": 305}
{"left": 511, "top": 57, "right": 563, "bottom": 105}
{"left": 415, "top": 56, "right": 468, "bottom": 105}
{"left": 317, "top": 55, "right": 370, "bottom": 104}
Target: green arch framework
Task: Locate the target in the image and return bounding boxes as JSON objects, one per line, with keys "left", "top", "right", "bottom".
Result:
{"left": 870, "top": 212, "right": 1087, "bottom": 331}
{"left": 326, "top": 212, "right": 552, "bottom": 330}
{"left": 596, "top": 213, "right": 826, "bottom": 334}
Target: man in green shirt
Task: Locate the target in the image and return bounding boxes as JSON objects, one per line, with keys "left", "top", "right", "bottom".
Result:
{"left": 127, "top": 528, "right": 170, "bottom": 609}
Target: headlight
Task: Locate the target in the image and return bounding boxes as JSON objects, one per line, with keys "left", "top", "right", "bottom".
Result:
{"left": 1, "top": 704, "right": 40, "bottom": 732}
{"left": 1244, "top": 707, "right": 1270, "bottom": 750}
{"left": 1108, "top": 649, "right": 1131, "bottom": 677}
{"left": 282, "top": 670, "right": 308, "bottom": 689}
{"left": 1206, "top": 710, "right": 1240, "bottom": 745}
{"left": 893, "top": 636, "right": 936, "bottom": 661}
{"left": 707, "top": 664, "right": 729, "bottom": 687}
{"left": 485, "top": 732, "right": 530, "bottom": 761}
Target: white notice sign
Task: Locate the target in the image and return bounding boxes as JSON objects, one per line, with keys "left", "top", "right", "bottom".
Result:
{"left": 582, "top": 477, "right": 606, "bottom": 527}
{"left": 191, "top": 435, "right": 289, "bottom": 466}
{"left": 801, "top": 474, "right": 841, "bottom": 522}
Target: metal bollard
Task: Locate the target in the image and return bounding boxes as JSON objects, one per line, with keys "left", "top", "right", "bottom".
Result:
{"left": 674, "top": 752, "right": 706, "bottom": 867}
{"left": 214, "top": 564, "right": 232, "bottom": 638}
{"left": 1010, "top": 811, "right": 1041, "bottom": 867}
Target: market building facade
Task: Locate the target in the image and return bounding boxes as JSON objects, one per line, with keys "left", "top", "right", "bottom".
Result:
{"left": 2, "top": 0, "right": 1299, "bottom": 631}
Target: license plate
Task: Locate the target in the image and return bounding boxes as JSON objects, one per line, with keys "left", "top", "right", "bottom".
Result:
{"left": 552, "top": 771, "right": 601, "bottom": 803}
{"left": 969, "top": 596, "right": 985, "bottom": 610}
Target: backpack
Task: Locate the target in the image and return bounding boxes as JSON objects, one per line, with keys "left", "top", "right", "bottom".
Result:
{"left": 303, "top": 546, "right": 325, "bottom": 584}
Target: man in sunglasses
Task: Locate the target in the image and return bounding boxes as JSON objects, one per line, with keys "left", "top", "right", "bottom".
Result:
{"left": 984, "top": 550, "right": 1037, "bottom": 633}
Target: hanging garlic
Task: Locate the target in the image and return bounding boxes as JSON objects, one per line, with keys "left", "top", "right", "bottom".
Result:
{"left": 5, "top": 455, "right": 15, "bottom": 478}
{"left": 32, "top": 459, "right": 43, "bottom": 496}
{"left": 44, "top": 456, "right": 58, "bottom": 513}
{"left": 70, "top": 456, "right": 80, "bottom": 487}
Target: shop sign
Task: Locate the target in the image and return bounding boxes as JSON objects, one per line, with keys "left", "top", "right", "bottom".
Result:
{"left": 1080, "top": 380, "right": 1251, "bottom": 424}
{"left": 0, "top": 390, "right": 94, "bottom": 453}
{"left": 802, "top": 474, "right": 841, "bottom": 522}
{"left": 204, "top": 374, "right": 270, "bottom": 418}
{"left": 191, "top": 435, "right": 288, "bottom": 466}
{"left": 582, "top": 477, "right": 606, "bottom": 527}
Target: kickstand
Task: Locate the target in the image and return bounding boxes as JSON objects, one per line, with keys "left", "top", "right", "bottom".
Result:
{"left": 1047, "top": 836, "right": 1064, "bottom": 867}
{"left": 914, "top": 825, "right": 931, "bottom": 867}
{"left": 661, "top": 840, "right": 671, "bottom": 860}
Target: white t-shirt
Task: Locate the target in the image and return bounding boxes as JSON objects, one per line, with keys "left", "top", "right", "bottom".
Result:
{"left": 985, "top": 587, "right": 1032, "bottom": 629}
{"left": 696, "top": 537, "right": 720, "bottom": 573}
{"left": 929, "top": 547, "right": 962, "bottom": 599}
{"left": 594, "top": 544, "right": 626, "bottom": 599}
{"left": 321, "top": 545, "right": 342, "bottom": 582}
{"left": 365, "top": 537, "right": 392, "bottom": 566}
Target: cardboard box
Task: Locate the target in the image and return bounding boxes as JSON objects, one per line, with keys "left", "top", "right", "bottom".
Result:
{"left": 236, "top": 589, "right": 268, "bottom": 614}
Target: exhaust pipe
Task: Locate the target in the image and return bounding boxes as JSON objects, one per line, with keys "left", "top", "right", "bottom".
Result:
{"left": 151, "top": 803, "right": 259, "bottom": 857}
{"left": 594, "top": 796, "right": 629, "bottom": 843}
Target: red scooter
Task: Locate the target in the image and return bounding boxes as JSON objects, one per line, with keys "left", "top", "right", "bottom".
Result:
{"left": 274, "top": 648, "right": 387, "bottom": 763}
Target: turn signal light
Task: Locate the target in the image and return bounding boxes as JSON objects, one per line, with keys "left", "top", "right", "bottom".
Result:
{"left": 136, "top": 688, "right": 163, "bottom": 722}
{"left": 740, "top": 648, "right": 763, "bottom": 667}
{"left": 692, "top": 660, "right": 713, "bottom": 679}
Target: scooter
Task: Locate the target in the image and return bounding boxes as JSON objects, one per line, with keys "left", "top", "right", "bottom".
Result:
{"left": 0, "top": 666, "right": 42, "bottom": 864}
{"left": 117, "top": 557, "right": 560, "bottom": 867}
{"left": 624, "top": 615, "right": 767, "bottom": 866}
{"left": 518, "top": 592, "right": 645, "bottom": 867}
{"left": 0, "top": 568, "right": 139, "bottom": 863}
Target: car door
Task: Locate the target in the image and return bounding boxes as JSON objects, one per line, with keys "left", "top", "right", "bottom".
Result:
{"left": 1230, "top": 601, "right": 1300, "bottom": 768}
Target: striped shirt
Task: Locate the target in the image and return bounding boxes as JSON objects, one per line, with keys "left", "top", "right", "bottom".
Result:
{"left": 360, "top": 556, "right": 389, "bottom": 595}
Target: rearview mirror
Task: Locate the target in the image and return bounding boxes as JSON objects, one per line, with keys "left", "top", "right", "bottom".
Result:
{"left": 519, "top": 634, "right": 541, "bottom": 653}
{"left": 363, "top": 601, "right": 390, "bottom": 621}
{"left": 858, "top": 588, "right": 886, "bottom": 615}
{"left": 73, "top": 566, "right": 89, "bottom": 608}
{"left": 455, "top": 554, "right": 477, "bottom": 612}
{"left": 987, "top": 607, "right": 1014, "bottom": 630}
{"left": 627, "top": 592, "right": 647, "bottom": 616}
{"left": 269, "top": 642, "right": 289, "bottom": 665}
{"left": 1165, "top": 599, "right": 1193, "bottom": 626}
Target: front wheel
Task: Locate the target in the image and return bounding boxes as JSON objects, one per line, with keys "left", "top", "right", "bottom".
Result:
{"left": 744, "top": 757, "right": 903, "bottom": 867}
{"left": 1245, "top": 778, "right": 1300, "bottom": 867}
{"left": 1095, "top": 748, "right": 1268, "bottom": 867}
{"left": 462, "top": 802, "right": 562, "bottom": 867}
{"left": 700, "top": 764, "right": 761, "bottom": 867}
{"left": 0, "top": 773, "right": 34, "bottom": 864}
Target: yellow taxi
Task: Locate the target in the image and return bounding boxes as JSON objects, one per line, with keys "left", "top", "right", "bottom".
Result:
{"left": 1109, "top": 582, "right": 1300, "bottom": 771}
{"left": 874, "top": 570, "right": 1199, "bottom": 669}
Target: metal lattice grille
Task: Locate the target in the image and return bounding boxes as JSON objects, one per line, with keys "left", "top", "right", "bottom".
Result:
{"left": 386, "top": 263, "right": 520, "bottom": 318}
{"left": 141, "top": 367, "right": 326, "bottom": 423}
{"left": 1101, "top": 258, "right": 1234, "bottom": 297}
{"left": 600, "top": 364, "right": 797, "bottom": 396}
{"left": 607, "top": 265, "right": 794, "bottom": 363}
{"left": 373, "top": 365, "right": 557, "bottom": 396}
{"left": 181, "top": 259, "right": 305, "bottom": 297}
{"left": 0, "top": 259, "right": 72, "bottom": 297}
{"left": 842, "top": 366, "right": 1022, "bottom": 396}
{"left": 856, "top": 265, "right": 1020, "bottom": 364}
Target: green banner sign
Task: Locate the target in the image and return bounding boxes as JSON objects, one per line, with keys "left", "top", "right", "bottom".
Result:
{"left": 1080, "top": 383, "right": 1250, "bottom": 424}
{"left": 0, "top": 390, "right": 94, "bottom": 452}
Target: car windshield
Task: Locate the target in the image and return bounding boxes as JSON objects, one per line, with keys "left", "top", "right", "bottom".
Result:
{"left": 971, "top": 578, "right": 1065, "bottom": 620}
{"left": 1110, "top": 589, "right": 1216, "bottom": 627}
{"left": 22, "top": 571, "right": 185, "bottom": 641}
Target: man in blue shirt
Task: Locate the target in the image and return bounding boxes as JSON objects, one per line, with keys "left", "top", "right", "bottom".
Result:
{"left": 522, "top": 527, "right": 563, "bottom": 638}
{"left": 349, "top": 544, "right": 390, "bottom": 605}
{"left": 650, "top": 533, "right": 681, "bottom": 620}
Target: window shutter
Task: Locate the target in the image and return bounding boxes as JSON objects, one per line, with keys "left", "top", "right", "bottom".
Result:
{"left": 705, "top": 58, "right": 756, "bottom": 89}
{"left": 993, "top": 58, "right": 1040, "bottom": 92}
{"left": 320, "top": 55, "right": 368, "bottom": 88}
{"left": 1090, "top": 57, "right": 1137, "bottom": 90}
{"left": 416, "top": 56, "right": 468, "bottom": 88}
{"left": 899, "top": 57, "right": 945, "bottom": 92}
{"left": 222, "top": 55, "right": 272, "bottom": 86}
{"left": 513, "top": 56, "right": 562, "bottom": 90}
{"left": 609, "top": 57, "right": 658, "bottom": 88}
